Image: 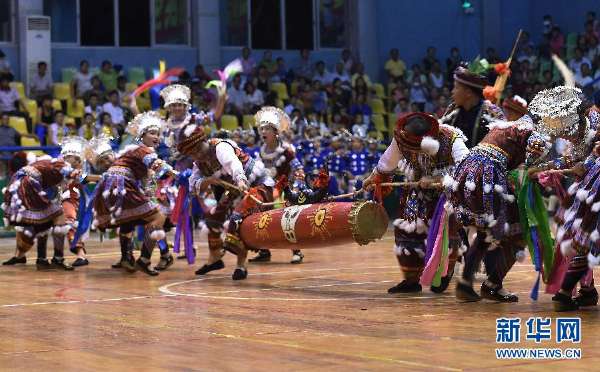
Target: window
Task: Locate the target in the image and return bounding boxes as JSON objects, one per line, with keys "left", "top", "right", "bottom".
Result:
{"left": 155, "top": 0, "right": 188, "bottom": 45}
{"left": 285, "top": 0, "right": 313, "bottom": 50}
{"left": 0, "top": 0, "right": 12, "bottom": 42}
{"left": 120, "top": 0, "right": 150, "bottom": 46}
{"left": 43, "top": 0, "right": 77, "bottom": 43}
{"left": 220, "top": 0, "right": 347, "bottom": 49}
{"left": 220, "top": 0, "right": 248, "bottom": 46}
{"left": 318, "top": 0, "right": 347, "bottom": 48}
{"left": 80, "top": 0, "right": 115, "bottom": 46}
{"left": 251, "top": 0, "right": 281, "bottom": 49}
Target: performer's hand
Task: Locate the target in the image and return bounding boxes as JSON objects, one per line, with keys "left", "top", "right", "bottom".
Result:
{"left": 69, "top": 169, "right": 81, "bottom": 179}
{"left": 237, "top": 178, "right": 250, "bottom": 193}
{"left": 362, "top": 173, "right": 376, "bottom": 191}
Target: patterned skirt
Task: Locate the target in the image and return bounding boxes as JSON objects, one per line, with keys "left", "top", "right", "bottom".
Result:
{"left": 93, "top": 167, "right": 158, "bottom": 229}
{"left": 449, "top": 144, "right": 520, "bottom": 240}
{"left": 2, "top": 173, "right": 62, "bottom": 226}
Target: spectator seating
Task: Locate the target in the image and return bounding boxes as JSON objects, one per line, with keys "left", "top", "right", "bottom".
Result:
{"left": 52, "top": 99, "right": 62, "bottom": 111}
{"left": 242, "top": 115, "right": 255, "bottom": 129}
{"left": 372, "top": 114, "right": 388, "bottom": 134}
{"left": 128, "top": 67, "right": 146, "bottom": 85}
{"left": 61, "top": 67, "right": 77, "bottom": 83}
{"left": 373, "top": 83, "right": 385, "bottom": 99}
{"left": 67, "top": 99, "right": 85, "bottom": 119}
{"left": 370, "top": 98, "right": 386, "bottom": 114}
{"left": 9, "top": 82, "right": 25, "bottom": 98}
{"left": 270, "top": 82, "right": 289, "bottom": 100}
{"left": 21, "top": 136, "right": 44, "bottom": 155}
{"left": 53, "top": 83, "right": 71, "bottom": 101}
{"left": 9, "top": 116, "right": 27, "bottom": 135}
{"left": 24, "top": 99, "right": 37, "bottom": 121}
{"left": 221, "top": 115, "right": 239, "bottom": 131}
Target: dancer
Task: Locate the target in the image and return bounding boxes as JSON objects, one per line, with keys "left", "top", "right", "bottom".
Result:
{"left": 2, "top": 153, "right": 80, "bottom": 270}
{"left": 363, "top": 112, "right": 469, "bottom": 293}
{"left": 177, "top": 120, "right": 272, "bottom": 280}
{"left": 249, "top": 106, "right": 307, "bottom": 264}
{"left": 90, "top": 112, "right": 175, "bottom": 276}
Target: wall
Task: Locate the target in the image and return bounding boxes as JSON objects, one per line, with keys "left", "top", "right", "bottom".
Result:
{"left": 0, "top": 45, "right": 18, "bottom": 76}
{"left": 375, "top": 0, "right": 483, "bottom": 75}
{"left": 220, "top": 48, "right": 343, "bottom": 72}
{"left": 50, "top": 47, "right": 198, "bottom": 80}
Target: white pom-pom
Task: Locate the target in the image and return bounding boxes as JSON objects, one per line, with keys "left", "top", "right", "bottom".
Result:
{"left": 515, "top": 250, "right": 527, "bottom": 262}
{"left": 465, "top": 181, "right": 476, "bottom": 191}
{"left": 392, "top": 218, "right": 402, "bottom": 228}
{"left": 16, "top": 213, "right": 22, "bottom": 222}
{"left": 560, "top": 239, "right": 575, "bottom": 257}
{"left": 26, "top": 152, "right": 36, "bottom": 164}
{"left": 24, "top": 229, "right": 33, "bottom": 237}
{"left": 503, "top": 194, "right": 515, "bottom": 203}
{"left": 504, "top": 223, "right": 510, "bottom": 234}
{"left": 586, "top": 194, "right": 595, "bottom": 205}
{"left": 3, "top": 218, "right": 8, "bottom": 226}
{"left": 591, "top": 230, "right": 600, "bottom": 243}
{"left": 109, "top": 206, "right": 116, "bottom": 212}
{"left": 567, "top": 182, "right": 580, "bottom": 196}
{"left": 593, "top": 202, "right": 600, "bottom": 213}
{"left": 1, "top": 187, "right": 6, "bottom": 193}
{"left": 40, "top": 191, "right": 47, "bottom": 197}
{"left": 102, "top": 189, "right": 110, "bottom": 199}
{"left": 442, "top": 175, "right": 455, "bottom": 189}
{"left": 150, "top": 229, "right": 166, "bottom": 241}
{"left": 120, "top": 189, "right": 127, "bottom": 196}
{"left": 573, "top": 218, "right": 583, "bottom": 230}
{"left": 588, "top": 252, "right": 600, "bottom": 269}
{"left": 112, "top": 188, "right": 119, "bottom": 196}
{"left": 92, "top": 219, "right": 98, "bottom": 229}
{"left": 110, "top": 218, "right": 116, "bottom": 225}
{"left": 416, "top": 218, "right": 427, "bottom": 234}
{"left": 115, "top": 208, "right": 122, "bottom": 217}
{"left": 198, "top": 221, "right": 208, "bottom": 241}
{"left": 483, "top": 184, "right": 492, "bottom": 194}
{"left": 403, "top": 248, "right": 411, "bottom": 256}
{"left": 415, "top": 248, "right": 425, "bottom": 258}
{"left": 576, "top": 189, "right": 589, "bottom": 202}
{"left": 420, "top": 136, "right": 440, "bottom": 156}
{"left": 494, "top": 184, "right": 504, "bottom": 194}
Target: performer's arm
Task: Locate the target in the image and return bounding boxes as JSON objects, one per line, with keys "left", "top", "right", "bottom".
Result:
{"left": 363, "top": 139, "right": 400, "bottom": 190}
{"left": 215, "top": 142, "right": 249, "bottom": 190}
{"left": 451, "top": 138, "right": 469, "bottom": 164}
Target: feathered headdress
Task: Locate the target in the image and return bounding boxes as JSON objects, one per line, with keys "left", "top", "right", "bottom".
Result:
{"left": 84, "top": 134, "right": 114, "bottom": 166}
{"left": 127, "top": 111, "right": 165, "bottom": 139}
{"left": 254, "top": 106, "right": 290, "bottom": 133}
{"left": 160, "top": 84, "right": 191, "bottom": 108}
{"left": 60, "top": 136, "right": 87, "bottom": 159}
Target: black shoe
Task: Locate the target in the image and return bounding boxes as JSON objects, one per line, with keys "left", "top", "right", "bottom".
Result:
{"left": 249, "top": 250, "right": 271, "bottom": 263}
{"left": 232, "top": 267, "right": 248, "bottom": 280}
{"left": 111, "top": 258, "right": 123, "bottom": 269}
{"left": 574, "top": 288, "right": 598, "bottom": 307}
{"left": 154, "top": 255, "right": 174, "bottom": 271}
{"left": 36, "top": 258, "right": 51, "bottom": 270}
{"left": 72, "top": 258, "right": 89, "bottom": 267}
{"left": 456, "top": 282, "right": 481, "bottom": 302}
{"left": 122, "top": 254, "right": 136, "bottom": 273}
{"left": 51, "top": 257, "right": 75, "bottom": 271}
{"left": 387, "top": 280, "right": 422, "bottom": 294}
{"left": 177, "top": 248, "right": 197, "bottom": 260}
{"left": 431, "top": 274, "right": 453, "bottom": 294}
{"left": 195, "top": 259, "right": 225, "bottom": 275}
{"left": 2, "top": 256, "right": 26, "bottom": 265}
{"left": 552, "top": 292, "right": 579, "bottom": 312}
{"left": 135, "top": 258, "right": 159, "bottom": 276}
{"left": 480, "top": 282, "right": 518, "bottom": 303}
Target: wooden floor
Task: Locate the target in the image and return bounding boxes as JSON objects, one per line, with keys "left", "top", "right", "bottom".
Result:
{"left": 0, "top": 230, "right": 598, "bottom": 371}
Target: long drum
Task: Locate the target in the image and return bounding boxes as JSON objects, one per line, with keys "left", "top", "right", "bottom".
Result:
{"left": 239, "top": 201, "right": 389, "bottom": 250}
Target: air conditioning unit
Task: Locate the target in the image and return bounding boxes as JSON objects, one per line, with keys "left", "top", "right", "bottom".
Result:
{"left": 19, "top": 16, "right": 51, "bottom": 94}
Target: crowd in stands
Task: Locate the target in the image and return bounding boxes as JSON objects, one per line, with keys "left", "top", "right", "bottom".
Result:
{"left": 0, "top": 10, "right": 599, "bottom": 187}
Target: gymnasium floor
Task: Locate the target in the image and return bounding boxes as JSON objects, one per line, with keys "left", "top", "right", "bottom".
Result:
{"left": 0, "top": 231, "right": 598, "bottom": 371}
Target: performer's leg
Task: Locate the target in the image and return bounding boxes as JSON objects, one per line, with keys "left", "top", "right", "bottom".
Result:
{"left": 388, "top": 228, "right": 425, "bottom": 293}
{"left": 2, "top": 227, "right": 33, "bottom": 265}
{"left": 249, "top": 249, "right": 271, "bottom": 263}
{"left": 64, "top": 200, "right": 88, "bottom": 267}
{"left": 135, "top": 212, "right": 166, "bottom": 276}
{"left": 575, "top": 277, "right": 598, "bottom": 307}
{"left": 553, "top": 249, "right": 589, "bottom": 311}
{"left": 290, "top": 250, "right": 304, "bottom": 264}
{"left": 113, "top": 224, "right": 136, "bottom": 271}
{"left": 155, "top": 218, "right": 174, "bottom": 271}
{"left": 456, "top": 229, "right": 488, "bottom": 301}
{"left": 50, "top": 215, "right": 74, "bottom": 271}
{"left": 480, "top": 239, "right": 519, "bottom": 302}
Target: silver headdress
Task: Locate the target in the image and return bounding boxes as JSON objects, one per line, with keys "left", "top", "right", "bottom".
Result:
{"left": 529, "top": 86, "right": 583, "bottom": 137}
{"left": 160, "top": 84, "right": 191, "bottom": 108}
{"left": 84, "top": 134, "right": 114, "bottom": 167}
{"left": 127, "top": 111, "right": 165, "bottom": 140}
{"left": 254, "top": 106, "right": 290, "bottom": 133}
{"left": 60, "top": 136, "right": 87, "bottom": 159}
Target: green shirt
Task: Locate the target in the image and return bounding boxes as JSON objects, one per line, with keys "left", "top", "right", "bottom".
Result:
{"left": 98, "top": 69, "right": 118, "bottom": 92}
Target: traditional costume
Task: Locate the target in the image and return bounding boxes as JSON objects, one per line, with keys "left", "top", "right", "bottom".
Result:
{"left": 91, "top": 112, "right": 175, "bottom": 276}
{"left": 365, "top": 112, "right": 469, "bottom": 293}
{"left": 178, "top": 120, "right": 272, "bottom": 280}
{"left": 2, "top": 154, "right": 78, "bottom": 270}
